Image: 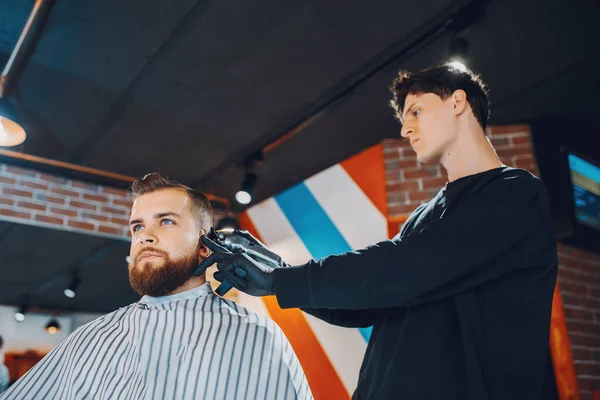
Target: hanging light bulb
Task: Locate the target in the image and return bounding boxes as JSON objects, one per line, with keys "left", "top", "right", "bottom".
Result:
{"left": 0, "top": 99, "right": 26, "bottom": 147}
{"left": 45, "top": 317, "right": 61, "bottom": 335}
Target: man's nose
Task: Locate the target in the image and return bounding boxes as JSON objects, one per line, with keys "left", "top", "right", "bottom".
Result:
{"left": 138, "top": 231, "right": 157, "bottom": 244}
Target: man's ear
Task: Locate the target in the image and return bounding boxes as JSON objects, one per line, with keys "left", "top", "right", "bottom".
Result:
{"left": 198, "top": 229, "right": 210, "bottom": 258}
{"left": 451, "top": 89, "right": 469, "bottom": 116}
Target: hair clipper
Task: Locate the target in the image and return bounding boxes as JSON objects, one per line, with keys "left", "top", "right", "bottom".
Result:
{"left": 207, "top": 228, "right": 287, "bottom": 296}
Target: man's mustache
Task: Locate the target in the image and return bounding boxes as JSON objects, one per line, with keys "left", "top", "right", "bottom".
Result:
{"left": 135, "top": 247, "right": 169, "bottom": 263}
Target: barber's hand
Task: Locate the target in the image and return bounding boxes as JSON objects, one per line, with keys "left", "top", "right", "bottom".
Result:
{"left": 196, "top": 235, "right": 275, "bottom": 297}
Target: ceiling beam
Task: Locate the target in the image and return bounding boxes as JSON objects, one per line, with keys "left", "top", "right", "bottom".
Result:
{"left": 0, "top": 147, "right": 230, "bottom": 206}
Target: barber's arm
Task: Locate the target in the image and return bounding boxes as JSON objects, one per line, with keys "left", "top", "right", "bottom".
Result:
{"left": 203, "top": 174, "right": 549, "bottom": 310}
{"left": 273, "top": 176, "right": 547, "bottom": 309}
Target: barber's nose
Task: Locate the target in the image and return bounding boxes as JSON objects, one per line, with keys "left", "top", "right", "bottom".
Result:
{"left": 401, "top": 124, "right": 414, "bottom": 139}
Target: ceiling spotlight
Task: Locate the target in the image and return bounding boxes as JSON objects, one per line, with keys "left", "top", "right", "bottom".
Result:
{"left": 45, "top": 317, "right": 61, "bottom": 335}
{"left": 235, "top": 171, "right": 257, "bottom": 205}
{"left": 64, "top": 275, "right": 80, "bottom": 298}
{"left": 448, "top": 61, "right": 468, "bottom": 73}
{"left": 0, "top": 99, "right": 26, "bottom": 147}
{"left": 448, "top": 36, "right": 469, "bottom": 70}
{"left": 14, "top": 304, "right": 27, "bottom": 322}
{"left": 235, "top": 190, "right": 251, "bottom": 205}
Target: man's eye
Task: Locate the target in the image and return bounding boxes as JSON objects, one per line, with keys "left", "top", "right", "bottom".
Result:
{"left": 132, "top": 225, "right": 143, "bottom": 232}
{"left": 161, "top": 219, "right": 174, "bottom": 226}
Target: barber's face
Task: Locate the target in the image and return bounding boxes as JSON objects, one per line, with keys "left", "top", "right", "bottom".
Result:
{"left": 127, "top": 188, "right": 208, "bottom": 296}
{"left": 400, "top": 93, "right": 457, "bottom": 164}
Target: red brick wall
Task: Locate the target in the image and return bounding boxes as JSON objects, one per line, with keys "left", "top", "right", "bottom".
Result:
{"left": 383, "top": 124, "right": 600, "bottom": 398}
{"left": 0, "top": 164, "right": 132, "bottom": 239}
{"left": 558, "top": 245, "right": 600, "bottom": 399}
{"left": 384, "top": 124, "right": 538, "bottom": 217}
{"left": 0, "top": 163, "right": 227, "bottom": 240}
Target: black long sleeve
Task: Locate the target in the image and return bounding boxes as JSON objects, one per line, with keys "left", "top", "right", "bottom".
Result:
{"left": 274, "top": 169, "right": 545, "bottom": 310}
{"left": 300, "top": 307, "right": 384, "bottom": 328}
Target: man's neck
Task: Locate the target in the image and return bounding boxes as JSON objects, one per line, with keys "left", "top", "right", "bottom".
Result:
{"left": 441, "top": 123, "right": 503, "bottom": 182}
{"left": 168, "top": 275, "right": 207, "bottom": 296}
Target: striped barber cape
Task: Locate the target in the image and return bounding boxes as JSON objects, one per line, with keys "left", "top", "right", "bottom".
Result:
{"left": 1, "top": 283, "right": 312, "bottom": 400}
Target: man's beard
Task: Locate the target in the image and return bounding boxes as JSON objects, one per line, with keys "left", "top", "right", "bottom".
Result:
{"left": 128, "top": 244, "right": 200, "bottom": 297}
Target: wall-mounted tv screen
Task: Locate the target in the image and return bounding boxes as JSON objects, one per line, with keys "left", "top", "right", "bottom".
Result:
{"left": 567, "top": 152, "right": 600, "bottom": 232}
{"left": 531, "top": 116, "right": 600, "bottom": 254}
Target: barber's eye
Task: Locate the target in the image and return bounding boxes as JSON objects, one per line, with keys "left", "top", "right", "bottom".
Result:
{"left": 413, "top": 109, "right": 420, "bottom": 116}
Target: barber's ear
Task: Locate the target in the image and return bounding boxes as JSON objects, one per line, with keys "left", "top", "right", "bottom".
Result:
{"left": 198, "top": 229, "right": 210, "bottom": 258}
{"left": 451, "top": 89, "right": 468, "bottom": 116}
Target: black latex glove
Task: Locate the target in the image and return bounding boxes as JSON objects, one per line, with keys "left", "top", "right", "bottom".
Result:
{"left": 195, "top": 235, "right": 276, "bottom": 297}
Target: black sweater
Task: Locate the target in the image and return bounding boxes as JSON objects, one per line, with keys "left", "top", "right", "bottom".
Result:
{"left": 274, "top": 167, "right": 558, "bottom": 400}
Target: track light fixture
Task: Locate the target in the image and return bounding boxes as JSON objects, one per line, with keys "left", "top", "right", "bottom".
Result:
{"left": 235, "top": 172, "right": 257, "bottom": 205}
{"left": 235, "top": 151, "right": 263, "bottom": 205}
{"left": 216, "top": 216, "right": 241, "bottom": 231}
{"left": 448, "top": 36, "right": 469, "bottom": 70}
{"left": 64, "top": 274, "right": 80, "bottom": 298}
{"left": 14, "top": 303, "right": 28, "bottom": 322}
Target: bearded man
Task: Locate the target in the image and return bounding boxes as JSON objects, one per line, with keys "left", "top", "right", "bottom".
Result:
{"left": 1, "top": 173, "right": 312, "bottom": 400}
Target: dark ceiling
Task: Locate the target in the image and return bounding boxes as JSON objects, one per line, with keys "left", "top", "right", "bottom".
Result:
{"left": 0, "top": 0, "right": 599, "bottom": 313}
{"left": 1, "top": 0, "right": 598, "bottom": 206}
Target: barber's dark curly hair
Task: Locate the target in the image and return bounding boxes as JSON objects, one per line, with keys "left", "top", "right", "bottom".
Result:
{"left": 390, "top": 63, "right": 490, "bottom": 130}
